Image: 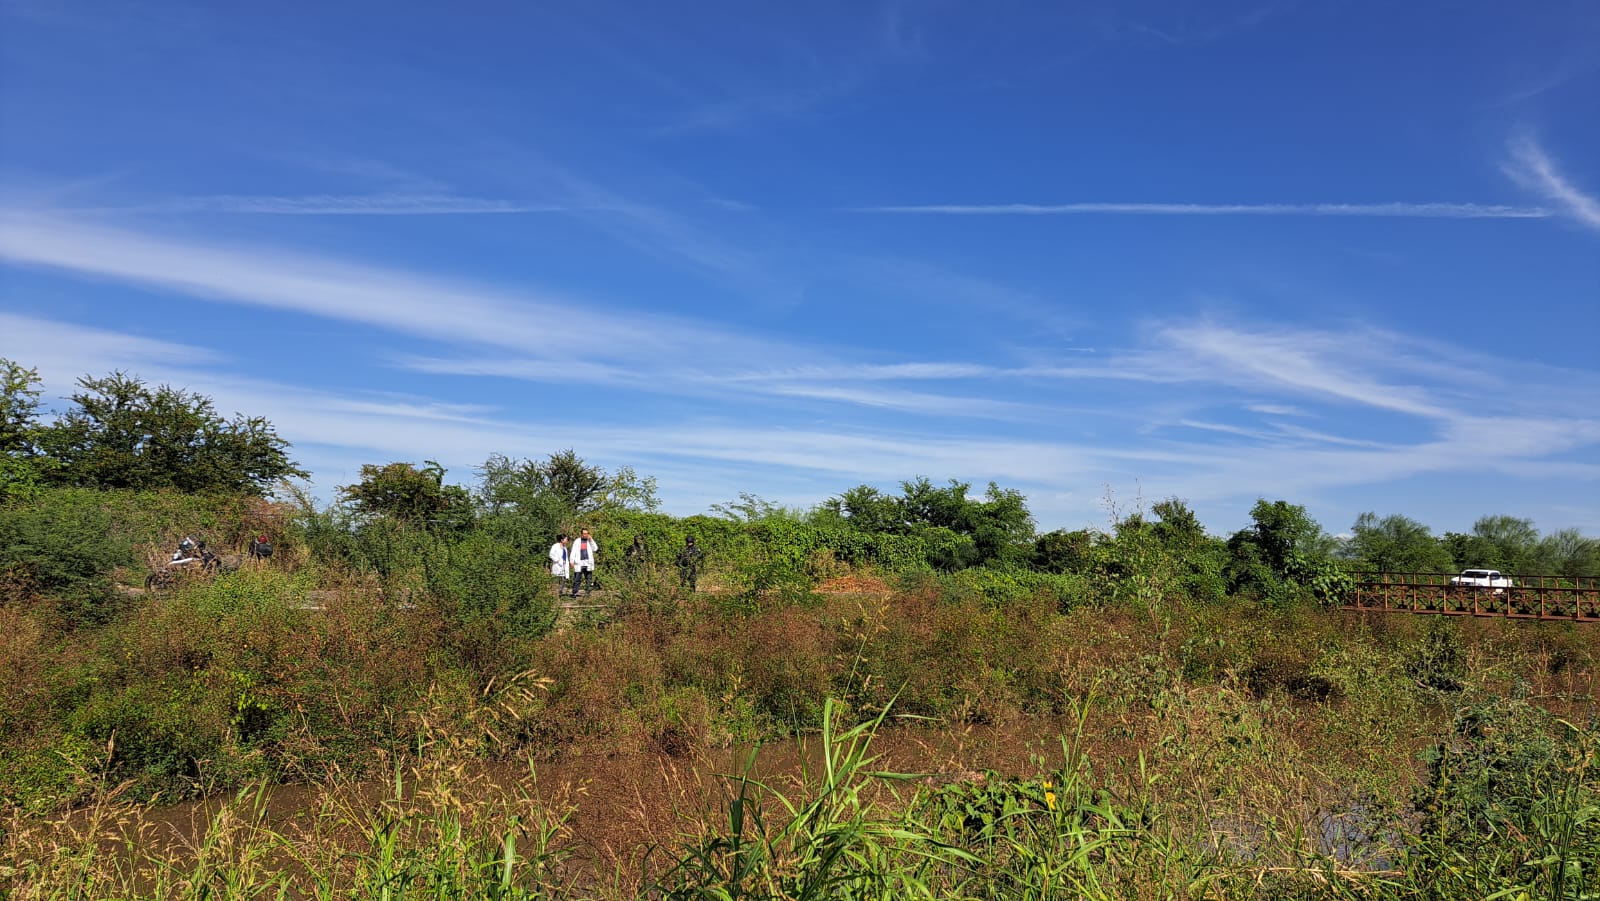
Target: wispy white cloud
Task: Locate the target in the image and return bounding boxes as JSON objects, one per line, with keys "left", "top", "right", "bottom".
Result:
{"left": 1484, "top": 56, "right": 1600, "bottom": 108}
{"left": 720, "top": 317, "right": 1598, "bottom": 432}
{"left": 1247, "top": 403, "right": 1307, "bottom": 416}
{"left": 1152, "top": 322, "right": 1450, "bottom": 418}
{"left": 141, "top": 193, "right": 567, "bottom": 215}
{"left": 0, "top": 311, "right": 222, "bottom": 375}
{"left": 280, "top": 156, "right": 454, "bottom": 194}
{"left": 0, "top": 211, "right": 764, "bottom": 369}
{"left": 1505, "top": 135, "right": 1600, "bottom": 232}
{"left": 398, "top": 356, "right": 654, "bottom": 390}
{"left": 493, "top": 154, "right": 778, "bottom": 288}
{"left": 705, "top": 197, "right": 758, "bottom": 212}
{"left": 1121, "top": 0, "right": 1297, "bottom": 46}
{"left": 0, "top": 312, "right": 1091, "bottom": 492}
{"left": 413, "top": 354, "right": 1052, "bottom": 420}
{"left": 38, "top": 188, "right": 1557, "bottom": 427}
{"left": 0, "top": 313, "right": 572, "bottom": 469}
{"left": 602, "top": 425, "right": 1111, "bottom": 484}
{"left": 1268, "top": 423, "right": 1387, "bottom": 449}
{"left": 728, "top": 362, "right": 998, "bottom": 382}
{"left": 1172, "top": 418, "right": 1386, "bottom": 450}
{"left": 1174, "top": 419, "right": 1280, "bottom": 441}
{"left": 758, "top": 384, "right": 1036, "bottom": 419}
{"left": 855, "top": 201, "right": 1550, "bottom": 218}
{"left": 0, "top": 214, "right": 1020, "bottom": 418}
{"left": 4, "top": 311, "right": 1595, "bottom": 528}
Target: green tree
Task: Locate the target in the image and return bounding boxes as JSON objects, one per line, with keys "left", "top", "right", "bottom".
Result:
{"left": 1032, "top": 528, "right": 1097, "bottom": 574}
{"left": 1445, "top": 515, "right": 1568, "bottom": 574}
{"left": 813, "top": 478, "right": 1035, "bottom": 569}
{"left": 0, "top": 359, "right": 55, "bottom": 501}
{"left": 1469, "top": 515, "right": 1540, "bottom": 572}
{"left": 897, "top": 478, "right": 1034, "bottom": 569}
{"left": 1232, "top": 499, "right": 1326, "bottom": 570}
{"left": 1344, "top": 512, "right": 1453, "bottom": 573}
{"left": 1533, "top": 528, "right": 1600, "bottom": 578}
{"left": 899, "top": 477, "right": 972, "bottom": 532}
{"left": 1150, "top": 497, "right": 1208, "bottom": 550}
{"left": 969, "top": 482, "right": 1034, "bottom": 565}
{"left": 38, "top": 371, "right": 303, "bottom": 495}
{"left": 817, "top": 485, "right": 904, "bottom": 533}
{"left": 1148, "top": 498, "right": 1229, "bottom": 602}
{"left": 711, "top": 492, "right": 801, "bottom": 522}
{"left": 1442, "top": 531, "right": 1502, "bottom": 572}
{"left": 0, "top": 359, "right": 43, "bottom": 455}
{"left": 1226, "top": 499, "right": 1343, "bottom": 606}
{"left": 341, "top": 461, "right": 472, "bottom": 528}
{"left": 1085, "top": 500, "right": 1228, "bottom": 607}
{"left": 478, "top": 449, "right": 658, "bottom": 518}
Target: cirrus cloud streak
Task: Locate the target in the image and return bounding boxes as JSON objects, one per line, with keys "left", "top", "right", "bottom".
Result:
{"left": 854, "top": 201, "right": 1550, "bottom": 218}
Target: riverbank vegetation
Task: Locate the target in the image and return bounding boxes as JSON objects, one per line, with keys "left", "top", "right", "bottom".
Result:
{"left": 2, "top": 361, "right": 1598, "bottom": 898}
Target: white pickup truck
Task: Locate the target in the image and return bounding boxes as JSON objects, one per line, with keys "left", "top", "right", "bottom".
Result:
{"left": 1448, "top": 569, "right": 1514, "bottom": 593}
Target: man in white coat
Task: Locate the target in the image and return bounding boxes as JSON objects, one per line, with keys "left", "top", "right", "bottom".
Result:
{"left": 548, "top": 534, "right": 569, "bottom": 596}
{"left": 569, "top": 528, "right": 599, "bottom": 597}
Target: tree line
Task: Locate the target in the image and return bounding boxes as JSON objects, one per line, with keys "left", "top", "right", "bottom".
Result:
{"left": 3, "top": 359, "right": 1595, "bottom": 601}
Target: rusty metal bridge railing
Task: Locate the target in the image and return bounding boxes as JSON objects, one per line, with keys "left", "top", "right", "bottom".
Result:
{"left": 1343, "top": 572, "right": 1600, "bottom": 622}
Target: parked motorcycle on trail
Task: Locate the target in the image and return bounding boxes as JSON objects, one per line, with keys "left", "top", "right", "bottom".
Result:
{"left": 144, "top": 537, "right": 224, "bottom": 592}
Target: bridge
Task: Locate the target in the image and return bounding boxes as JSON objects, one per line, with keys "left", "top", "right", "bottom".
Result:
{"left": 1343, "top": 572, "right": 1600, "bottom": 622}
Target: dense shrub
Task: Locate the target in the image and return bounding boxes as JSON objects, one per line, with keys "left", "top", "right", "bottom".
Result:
{"left": 528, "top": 628, "right": 667, "bottom": 755}
{"left": 92, "top": 488, "right": 270, "bottom": 557}
{"left": 0, "top": 487, "right": 282, "bottom": 623}
{"left": 0, "top": 731, "right": 101, "bottom": 814}
{"left": 1405, "top": 616, "right": 1467, "bottom": 692}
{"left": 1410, "top": 697, "right": 1600, "bottom": 895}
{"left": 424, "top": 529, "right": 557, "bottom": 671}
{"left": 943, "top": 567, "right": 1087, "bottom": 611}
{"left": 0, "top": 491, "right": 127, "bottom": 623}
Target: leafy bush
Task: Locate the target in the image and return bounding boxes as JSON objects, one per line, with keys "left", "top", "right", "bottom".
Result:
{"left": 0, "top": 731, "right": 101, "bottom": 814}
{"left": 946, "top": 567, "right": 1088, "bottom": 611}
{"left": 1405, "top": 617, "right": 1467, "bottom": 693}
{"left": 66, "top": 673, "right": 235, "bottom": 800}
{"left": 1410, "top": 697, "right": 1600, "bottom": 896}
{"left": 94, "top": 488, "right": 268, "bottom": 556}
{"left": 1224, "top": 499, "right": 1344, "bottom": 608}
{"left": 427, "top": 531, "right": 555, "bottom": 636}
{"left": 0, "top": 491, "right": 128, "bottom": 623}
{"left": 424, "top": 530, "right": 557, "bottom": 674}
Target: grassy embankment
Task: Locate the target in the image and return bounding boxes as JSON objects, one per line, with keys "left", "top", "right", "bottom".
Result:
{"left": 1, "top": 489, "right": 1598, "bottom": 898}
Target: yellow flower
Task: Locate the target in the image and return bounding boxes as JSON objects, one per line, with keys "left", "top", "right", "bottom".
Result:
{"left": 1045, "top": 790, "right": 1057, "bottom": 811}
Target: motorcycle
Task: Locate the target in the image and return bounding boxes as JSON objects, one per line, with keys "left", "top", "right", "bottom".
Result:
{"left": 144, "top": 541, "right": 222, "bottom": 592}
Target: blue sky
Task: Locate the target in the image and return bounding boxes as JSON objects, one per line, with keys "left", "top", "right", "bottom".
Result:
{"left": 1, "top": 0, "right": 1597, "bottom": 537}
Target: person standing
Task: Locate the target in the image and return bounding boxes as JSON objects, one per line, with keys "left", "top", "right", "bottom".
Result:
{"left": 570, "top": 528, "right": 599, "bottom": 597}
{"left": 623, "top": 534, "right": 648, "bottom": 577}
{"left": 248, "top": 534, "right": 273, "bottom": 564}
{"left": 676, "top": 536, "right": 704, "bottom": 591}
{"left": 548, "top": 534, "right": 570, "bottom": 596}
